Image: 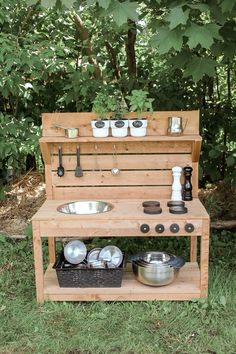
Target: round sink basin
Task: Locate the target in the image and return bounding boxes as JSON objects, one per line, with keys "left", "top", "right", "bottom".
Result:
{"left": 57, "top": 201, "right": 114, "bottom": 215}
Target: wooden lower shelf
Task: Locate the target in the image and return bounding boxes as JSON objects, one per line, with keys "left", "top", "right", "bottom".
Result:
{"left": 43, "top": 262, "right": 201, "bottom": 301}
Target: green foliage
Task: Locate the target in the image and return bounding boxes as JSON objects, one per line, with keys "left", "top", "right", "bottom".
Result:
{"left": 0, "top": 113, "right": 40, "bottom": 172}
{"left": 126, "top": 90, "right": 154, "bottom": 117}
{"left": 0, "top": 0, "right": 235, "bottom": 188}
{"left": 92, "top": 90, "right": 116, "bottom": 119}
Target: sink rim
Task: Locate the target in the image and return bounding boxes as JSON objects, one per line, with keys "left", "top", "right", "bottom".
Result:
{"left": 56, "top": 200, "right": 114, "bottom": 215}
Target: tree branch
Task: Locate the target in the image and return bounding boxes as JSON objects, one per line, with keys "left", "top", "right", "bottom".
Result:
{"left": 74, "top": 14, "right": 102, "bottom": 80}
{"left": 125, "top": 19, "right": 137, "bottom": 78}
{"left": 105, "top": 41, "right": 121, "bottom": 81}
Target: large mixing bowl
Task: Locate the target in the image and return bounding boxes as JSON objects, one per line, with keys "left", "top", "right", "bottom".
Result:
{"left": 132, "top": 251, "right": 185, "bottom": 286}
{"left": 132, "top": 261, "right": 179, "bottom": 286}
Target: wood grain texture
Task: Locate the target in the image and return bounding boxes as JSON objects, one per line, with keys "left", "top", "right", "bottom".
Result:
{"left": 43, "top": 262, "right": 201, "bottom": 301}
{"left": 42, "top": 111, "right": 199, "bottom": 137}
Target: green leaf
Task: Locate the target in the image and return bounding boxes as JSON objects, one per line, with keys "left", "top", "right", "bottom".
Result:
{"left": 226, "top": 156, "right": 235, "bottom": 167}
{"left": 98, "top": 0, "right": 111, "bottom": 10}
{"left": 184, "top": 57, "right": 216, "bottom": 81}
{"left": 185, "top": 23, "right": 214, "bottom": 49}
{"left": 109, "top": 1, "right": 139, "bottom": 27}
{"left": 206, "top": 23, "right": 222, "bottom": 40}
{"left": 26, "top": 0, "right": 39, "bottom": 5}
{"left": 61, "top": 0, "right": 75, "bottom": 8}
{"left": 220, "top": 0, "right": 236, "bottom": 13}
{"left": 208, "top": 147, "right": 221, "bottom": 158}
{"left": 86, "top": 0, "right": 95, "bottom": 5}
{"left": 166, "top": 7, "right": 190, "bottom": 30}
{"left": 187, "top": 4, "right": 209, "bottom": 12}
{"left": 41, "top": 0, "right": 56, "bottom": 7}
{"left": 150, "top": 28, "right": 183, "bottom": 54}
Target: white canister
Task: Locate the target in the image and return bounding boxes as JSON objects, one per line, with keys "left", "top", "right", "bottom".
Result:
{"left": 129, "top": 119, "right": 147, "bottom": 137}
{"left": 91, "top": 120, "right": 110, "bottom": 137}
{"left": 110, "top": 119, "right": 129, "bottom": 137}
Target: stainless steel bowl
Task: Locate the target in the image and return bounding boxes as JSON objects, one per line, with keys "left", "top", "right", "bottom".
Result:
{"left": 57, "top": 201, "right": 114, "bottom": 215}
{"left": 132, "top": 251, "right": 184, "bottom": 286}
{"left": 64, "top": 240, "right": 87, "bottom": 264}
{"left": 141, "top": 251, "right": 174, "bottom": 264}
{"left": 132, "top": 261, "right": 179, "bottom": 286}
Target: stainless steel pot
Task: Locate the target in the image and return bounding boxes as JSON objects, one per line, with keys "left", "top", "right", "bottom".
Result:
{"left": 131, "top": 251, "right": 185, "bottom": 286}
{"left": 132, "top": 261, "right": 179, "bottom": 286}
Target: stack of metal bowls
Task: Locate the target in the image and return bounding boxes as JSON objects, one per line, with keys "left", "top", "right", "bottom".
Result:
{"left": 132, "top": 251, "right": 185, "bottom": 286}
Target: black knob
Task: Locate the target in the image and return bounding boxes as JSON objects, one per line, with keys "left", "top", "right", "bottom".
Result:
{"left": 185, "top": 223, "right": 194, "bottom": 233}
{"left": 155, "top": 224, "right": 165, "bottom": 233}
{"left": 170, "top": 223, "right": 179, "bottom": 233}
{"left": 140, "top": 224, "right": 150, "bottom": 233}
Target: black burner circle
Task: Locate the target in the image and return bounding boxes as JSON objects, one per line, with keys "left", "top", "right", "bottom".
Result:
{"left": 142, "top": 201, "right": 160, "bottom": 208}
{"left": 144, "top": 206, "right": 162, "bottom": 214}
{"left": 169, "top": 206, "right": 188, "bottom": 214}
{"left": 167, "top": 200, "right": 185, "bottom": 207}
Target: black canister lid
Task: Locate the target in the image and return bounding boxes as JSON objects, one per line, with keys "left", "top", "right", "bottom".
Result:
{"left": 167, "top": 200, "right": 185, "bottom": 207}
{"left": 142, "top": 201, "right": 160, "bottom": 207}
{"left": 144, "top": 206, "right": 162, "bottom": 214}
{"left": 169, "top": 206, "right": 188, "bottom": 214}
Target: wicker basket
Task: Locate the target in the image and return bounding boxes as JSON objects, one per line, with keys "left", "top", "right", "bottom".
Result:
{"left": 53, "top": 252, "right": 124, "bottom": 288}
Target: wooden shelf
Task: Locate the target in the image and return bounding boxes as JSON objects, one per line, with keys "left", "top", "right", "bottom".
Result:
{"left": 39, "top": 135, "right": 202, "bottom": 143}
{"left": 43, "top": 262, "right": 200, "bottom": 301}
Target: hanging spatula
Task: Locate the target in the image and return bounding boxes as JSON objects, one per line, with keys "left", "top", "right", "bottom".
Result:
{"left": 57, "top": 146, "right": 64, "bottom": 177}
{"left": 75, "top": 145, "right": 83, "bottom": 177}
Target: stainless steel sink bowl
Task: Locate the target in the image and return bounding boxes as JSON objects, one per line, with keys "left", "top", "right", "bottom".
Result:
{"left": 57, "top": 201, "right": 114, "bottom": 215}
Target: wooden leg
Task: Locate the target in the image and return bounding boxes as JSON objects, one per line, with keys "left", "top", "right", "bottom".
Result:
{"left": 190, "top": 236, "right": 197, "bottom": 262}
{"left": 48, "top": 237, "right": 56, "bottom": 263}
{"left": 32, "top": 221, "right": 44, "bottom": 304}
{"left": 200, "top": 219, "right": 210, "bottom": 298}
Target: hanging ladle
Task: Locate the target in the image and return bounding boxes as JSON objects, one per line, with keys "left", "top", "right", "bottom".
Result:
{"left": 57, "top": 146, "right": 64, "bottom": 177}
{"left": 111, "top": 144, "right": 120, "bottom": 175}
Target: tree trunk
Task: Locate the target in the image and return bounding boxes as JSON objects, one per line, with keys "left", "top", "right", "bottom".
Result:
{"left": 125, "top": 20, "right": 137, "bottom": 79}
{"left": 74, "top": 14, "right": 102, "bottom": 80}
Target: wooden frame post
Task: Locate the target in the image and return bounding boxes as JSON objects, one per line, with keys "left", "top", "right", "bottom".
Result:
{"left": 32, "top": 221, "right": 44, "bottom": 303}
{"left": 200, "top": 219, "right": 210, "bottom": 298}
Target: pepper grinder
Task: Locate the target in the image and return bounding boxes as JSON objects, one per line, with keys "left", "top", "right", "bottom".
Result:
{"left": 183, "top": 165, "right": 193, "bottom": 201}
{"left": 171, "top": 166, "right": 182, "bottom": 201}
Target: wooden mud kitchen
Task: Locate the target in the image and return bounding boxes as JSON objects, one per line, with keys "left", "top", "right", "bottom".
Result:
{"left": 32, "top": 111, "right": 210, "bottom": 303}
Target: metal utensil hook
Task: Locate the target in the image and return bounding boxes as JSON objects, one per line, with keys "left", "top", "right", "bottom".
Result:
{"left": 111, "top": 144, "right": 120, "bottom": 175}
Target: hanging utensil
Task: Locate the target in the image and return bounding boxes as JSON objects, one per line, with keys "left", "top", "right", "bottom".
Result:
{"left": 111, "top": 144, "right": 120, "bottom": 175}
{"left": 57, "top": 146, "right": 64, "bottom": 177}
{"left": 75, "top": 145, "right": 83, "bottom": 177}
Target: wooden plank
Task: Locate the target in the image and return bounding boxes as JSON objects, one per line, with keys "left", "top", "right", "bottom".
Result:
{"left": 200, "top": 219, "right": 210, "bottom": 298}
{"left": 50, "top": 141, "right": 192, "bottom": 154}
{"left": 51, "top": 154, "right": 192, "bottom": 171}
{"left": 51, "top": 170, "right": 172, "bottom": 186}
{"left": 32, "top": 221, "right": 44, "bottom": 304}
{"left": 192, "top": 162, "right": 199, "bottom": 198}
{"left": 42, "top": 111, "right": 199, "bottom": 137}
{"left": 39, "top": 219, "right": 203, "bottom": 237}
{"left": 43, "top": 262, "right": 201, "bottom": 301}
{"left": 39, "top": 135, "right": 202, "bottom": 143}
{"left": 52, "top": 186, "right": 171, "bottom": 199}
{"left": 32, "top": 198, "right": 209, "bottom": 221}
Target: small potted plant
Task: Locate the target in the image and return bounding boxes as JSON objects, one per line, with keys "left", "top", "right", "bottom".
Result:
{"left": 91, "top": 91, "right": 115, "bottom": 137}
{"left": 110, "top": 97, "right": 129, "bottom": 137}
{"left": 126, "top": 89, "right": 154, "bottom": 137}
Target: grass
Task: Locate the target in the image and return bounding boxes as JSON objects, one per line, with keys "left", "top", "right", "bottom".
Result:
{"left": 0, "top": 231, "right": 236, "bottom": 354}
